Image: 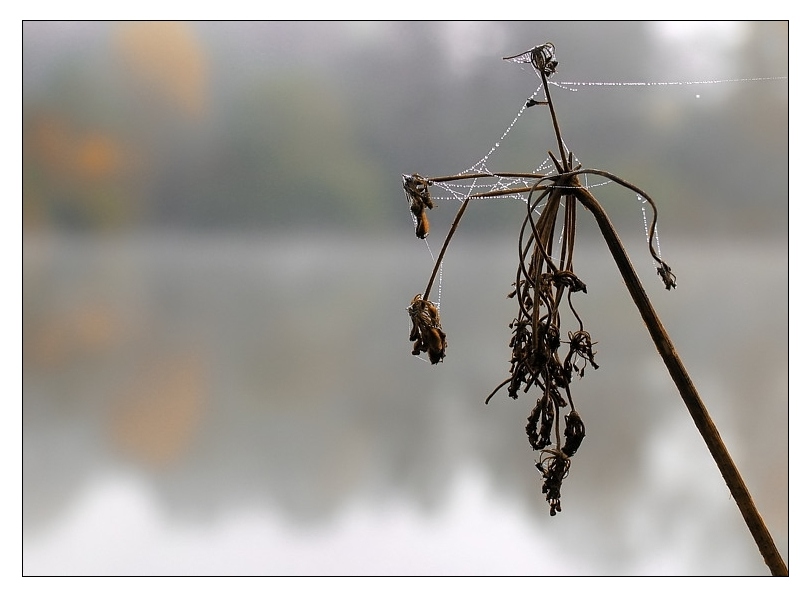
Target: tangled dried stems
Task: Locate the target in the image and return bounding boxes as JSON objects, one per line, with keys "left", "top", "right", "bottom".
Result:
{"left": 401, "top": 43, "right": 786, "bottom": 575}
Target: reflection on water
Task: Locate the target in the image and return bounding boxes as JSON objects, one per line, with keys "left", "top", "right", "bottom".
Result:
{"left": 22, "top": 467, "right": 583, "bottom": 576}
{"left": 23, "top": 231, "right": 787, "bottom": 575}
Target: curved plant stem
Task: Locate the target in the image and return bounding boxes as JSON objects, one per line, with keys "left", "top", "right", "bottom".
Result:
{"left": 423, "top": 198, "right": 471, "bottom": 302}
{"left": 573, "top": 182, "right": 788, "bottom": 577}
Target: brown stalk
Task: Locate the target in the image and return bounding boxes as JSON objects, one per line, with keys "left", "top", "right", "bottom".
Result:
{"left": 423, "top": 198, "right": 470, "bottom": 302}
{"left": 572, "top": 181, "right": 787, "bottom": 576}
{"left": 537, "top": 60, "right": 787, "bottom": 577}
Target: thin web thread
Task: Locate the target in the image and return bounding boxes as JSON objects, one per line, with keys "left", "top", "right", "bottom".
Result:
{"left": 413, "top": 73, "right": 785, "bottom": 305}
{"left": 551, "top": 76, "right": 787, "bottom": 92}
{"left": 637, "top": 194, "right": 663, "bottom": 270}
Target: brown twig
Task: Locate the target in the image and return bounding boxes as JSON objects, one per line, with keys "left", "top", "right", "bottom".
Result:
{"left": 538, "top": 58, "right": 787, "bottom": 577}
{"left": 573, "top": 181, "right": 787, "bottom": 576}
{"left": 423, "top": 198, "right": 471, "bottom": 302}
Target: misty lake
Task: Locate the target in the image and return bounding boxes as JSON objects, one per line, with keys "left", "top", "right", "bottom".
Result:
{"left": 22, "top": 230, "right": 787, "bottom": 575}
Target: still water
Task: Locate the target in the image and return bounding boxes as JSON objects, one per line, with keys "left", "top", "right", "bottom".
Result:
{"left": 22, "top": 231, "right": 787, "bottom": 575}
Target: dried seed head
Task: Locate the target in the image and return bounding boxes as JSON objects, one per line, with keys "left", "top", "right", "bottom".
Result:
{"left": 657, "top": 262, "right": 677, "bottom": 290}
{"left": 403, "top": 173, "right": 435, "bottom": 238}
{"left": 561, "top": 410, "right": 586, "bottom": 457}
{"left": 564, "top": 329, "right": 599, "bottom": 379}
{"left": 504, "top": 42, "right": 558, "bottom": 78}
{"left": 407, "top": 294, "right": 447, "bottom": 364}
{"left": 537, "top": 451, "right": 569, "bottom": 516}
{"left": 527, "top": 395, "right": 555, "bottom": 451}
{"left": 425, "top": 327, "right": 447, "bottom": 364}
{"left": 403, "top": 173, "right": 433, "bottom": 209}
{"left": 415, "top": 210, "right": 430, "bottom": 239}
{"left": 552, "top": 270, "right": 587, "bottom": 293}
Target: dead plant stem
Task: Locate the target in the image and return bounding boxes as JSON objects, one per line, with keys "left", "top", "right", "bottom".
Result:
{"left": 537, "top": 63, "right": 786, "bottom": 576}
{"left": 423, "top": 198, "right": 471, "bottom": 302}
{"left": 573, "top": 182, "right": 788, "bottom": 576}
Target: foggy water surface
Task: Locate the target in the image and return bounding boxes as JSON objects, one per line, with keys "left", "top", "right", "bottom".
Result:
{"left": 22, "top": 231, "right": 787, "bottom": 575}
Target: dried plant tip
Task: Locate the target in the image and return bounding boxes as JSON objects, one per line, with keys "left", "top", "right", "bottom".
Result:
{"left": 403, "top": 173, "right": 435, "bottom": 239}
{"left": 657, "top": 262, "right": 677, "bottom": 290}
{"left": 504, "top": 42, "right": 558, "bottom": 77}
{"left": 526, "top": 395, "right": 555, "bottom": 450}
{"left": 564, "top": 330, "right": 599, "bottom": 378}
{"left": 407, "top": 294, "right": 447, "bottom": 364}
{"left": 537, "top": 451, "right": 569, "bottom": 516}
{"left": 526, "top": 398, "right": 542, "bottom": 449}
{"left": 416, "top": 210, "right": 430, "bottom": 239}
{"left": 551, "top": 270, "right": 587, "bottom": 293}
{"left": 541, "top": 395, "right": 556, "bottom": 446}
{"left": 526, "top": 98, "right": 548, "bottom": 107}
{"left": 426, "top": 327, "right": 447, "bottom": 364}
{"left": 562, "top": 410, "right": 586, "bottom": 457}
{"left": 403, "top": 173, "right": 434, "bottom": 210}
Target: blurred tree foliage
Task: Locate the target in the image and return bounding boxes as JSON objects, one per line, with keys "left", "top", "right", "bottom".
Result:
{"left": 23, "top": 21, "right": 787, "bottom": 237}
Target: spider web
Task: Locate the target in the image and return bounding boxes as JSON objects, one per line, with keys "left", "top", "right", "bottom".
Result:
{"left": 408, "top": 69, "right": 787, "bottom": 307}
{"left": 421, "top": 72, "right": 790, "bottom": 216}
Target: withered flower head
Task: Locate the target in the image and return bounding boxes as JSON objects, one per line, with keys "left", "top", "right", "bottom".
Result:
{"left": 561, "top": 410, "right": 586, "bottom": 457}
{"left": 407, "top": 294, "right": 447, "bottom": 364}
{"left": 415, "top": 211, "right": 430, "bottom": 239}
{"left": 657, "top": 261, "right": 677, "bottom": 290}
{"left": 537, "top": 450, "right": 570, "bottom": 516}
{"left": 564, "top": 329, "right": 599, "bottom": 379}
{"left": 526, "top": 395, "right": 555, "bottom": 450}
{"left": 532, "top": 43, "right": 558, "bottom": 77}
{"left": 551, "top": 270, "right": 587, "bottom": 293}
{"left": 403, "top": 173, "right": 434, "bottom": 239}
{"left": 504, "top": 42, "right": 558, "bottom": 78}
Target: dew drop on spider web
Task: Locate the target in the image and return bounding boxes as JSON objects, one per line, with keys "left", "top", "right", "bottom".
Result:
{"left": 436, "top": 261, "right": 443, "bottom": 310}
{"left": 637, "top": 194, "right": 665, "bottom": 271}
{"left": 636, "top": 194, "right": 649, "bottom": 242}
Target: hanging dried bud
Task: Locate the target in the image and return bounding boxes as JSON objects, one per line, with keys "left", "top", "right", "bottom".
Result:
{"left": 403, "top": 173, "right": 433, "bottom": 207}
{"left": 537, "top": 451, "right": 569, "bottom": 516}
{"left": 564, "top": 329, "right": 599, "bottom": 379}
{"left": 403, "top": 173, "right": 435, "bottom": 238}
{"left": 526, "top": 399, "right": 542, "bottom": 449}
{"left": 561, "top": 410, "right": 586, "bottom": 457}
{"left": 407, "top": 294, "right": 447, "bottom": 364}
{"left": 415, "top": 210, "right": 430, "bottom": 239}
{"left": 504, "top": 43, "right": 558, "bottom": 78}
{"left": 552, "top": 270, "right": 587, "bottom": 293}
{"left": 657, "top": 262, "right": 677, "bottom": 290}
{"left": 541, "top": 395, "right": 556, "bottom": 446}
{"left": 425, "top": 327, "right": 446, "bottom": 364}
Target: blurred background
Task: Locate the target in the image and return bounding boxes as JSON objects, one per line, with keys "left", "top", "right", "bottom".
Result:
{"left": 23, "top": 21, "right": 787, "bottom": 575}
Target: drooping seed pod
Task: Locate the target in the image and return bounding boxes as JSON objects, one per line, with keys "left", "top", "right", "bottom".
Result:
{"left": 526, "top": 398, "right": 544, "bottom": 450}
{"left": 426, "top": 326, "right": 447, "bottom": 364}
{"left": 537, "top": 451, "right": 569, "bottom": 516}
{"left": 561, "top": 410, "right": 586, "bottom": 457}
{"left": 416, "top": 210, "right": 430, "bottom": 239}
{"left": 657, "top": 262, "right": 677, "bottom": 290}
{"left": 407, "top": 294, "right": 446, "bottom": 364}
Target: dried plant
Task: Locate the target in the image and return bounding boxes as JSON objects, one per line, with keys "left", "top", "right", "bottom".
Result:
{"left": 401, "top": 43, "right": 786, "bottom": 575}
